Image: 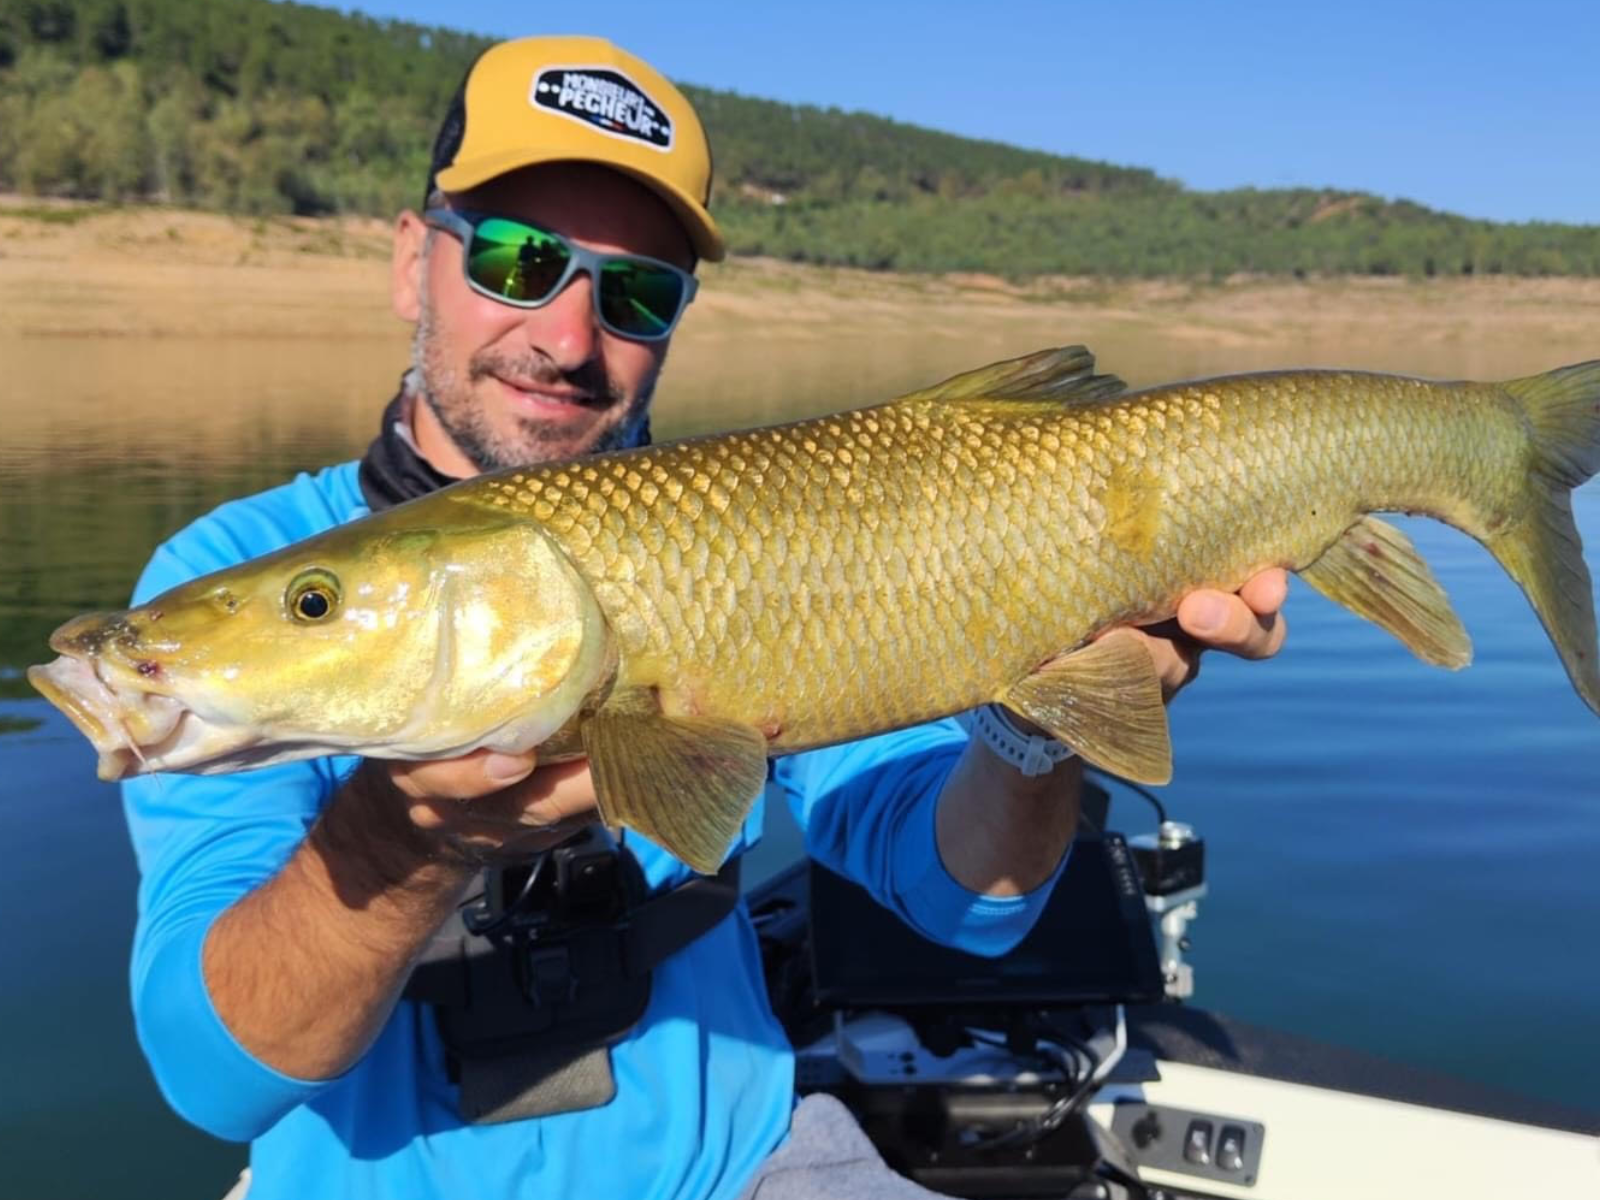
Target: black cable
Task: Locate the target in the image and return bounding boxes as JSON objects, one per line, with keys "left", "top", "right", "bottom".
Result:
{"left": 963, "top": 1026, "right": 1088, "bottom": 1083}
{"left": 958, "top": 1025, "right": 1103, "bottom": 1153}
{"left": 966, "top": 1055, "right": 1100, "bottom": 1151}
{"left": 462, "top": 852, "right": 552, "bottom": 938}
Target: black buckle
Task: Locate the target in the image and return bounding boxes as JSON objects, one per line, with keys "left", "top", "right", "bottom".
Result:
{"left": 522, "top": 943, "right": 579, "bottom": 1008}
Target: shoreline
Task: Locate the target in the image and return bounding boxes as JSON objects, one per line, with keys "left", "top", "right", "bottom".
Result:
{"left": 2, "top": 201, "right": 1597, "bottom": 375}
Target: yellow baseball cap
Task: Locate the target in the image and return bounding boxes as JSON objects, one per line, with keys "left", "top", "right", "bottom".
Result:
{"left": 427, "top": 36, "right": 724, "bottom": 261}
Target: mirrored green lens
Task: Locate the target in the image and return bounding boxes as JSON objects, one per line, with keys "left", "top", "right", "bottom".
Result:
{"left": 467, "top": 218, "right": 570, "bottom": 302}
{"left": 598, "top": 260, "right": 685, "bottom": 338}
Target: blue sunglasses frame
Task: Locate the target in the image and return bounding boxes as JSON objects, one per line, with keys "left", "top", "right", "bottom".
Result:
{"left": 423, "top": 207, "right": 699, "bottom": 342}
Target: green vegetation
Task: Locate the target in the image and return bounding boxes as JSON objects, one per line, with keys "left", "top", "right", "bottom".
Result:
{"left": 729, "top": 190, "right": 1600, "bottom": 278}
{"left": 3, "top": 0, "right": 1597, "bottom": 277}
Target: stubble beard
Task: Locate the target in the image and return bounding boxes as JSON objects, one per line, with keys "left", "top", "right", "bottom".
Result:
{"left": 409, "top": 289, "right": 653, "bottom": 473}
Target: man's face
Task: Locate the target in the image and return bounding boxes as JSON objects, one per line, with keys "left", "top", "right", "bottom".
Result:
{"left": 394, "top": 163, "right": 695, "bottom": 474}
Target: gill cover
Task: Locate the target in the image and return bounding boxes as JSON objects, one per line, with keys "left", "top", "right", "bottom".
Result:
{"left": 410, "top": 516, "right": 614, "bottom": 758}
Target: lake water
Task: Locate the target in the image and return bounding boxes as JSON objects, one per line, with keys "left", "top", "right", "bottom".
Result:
{"left": 1, "top": 320, "right": 1597, "bottom": 1199}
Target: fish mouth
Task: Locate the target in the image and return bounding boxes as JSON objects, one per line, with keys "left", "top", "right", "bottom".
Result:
{"left": 28, "top": 654, "right": 194, "bottom": 780}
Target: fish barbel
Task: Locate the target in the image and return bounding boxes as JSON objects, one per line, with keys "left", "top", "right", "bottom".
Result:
{"left": 29, "top": 346, "right": 1600, "bottom": 871}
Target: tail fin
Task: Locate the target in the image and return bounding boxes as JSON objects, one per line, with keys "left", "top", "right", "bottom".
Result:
{"left": 1505, "top": 361, "right": 1600, "bottom": 489}
{"left": 1489, "top": 362, "right": 1600, "bottom": 715}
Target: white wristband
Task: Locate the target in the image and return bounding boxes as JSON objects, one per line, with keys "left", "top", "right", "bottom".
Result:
{"left": 963, "top": 703, "right": 1077, "bottom": 777}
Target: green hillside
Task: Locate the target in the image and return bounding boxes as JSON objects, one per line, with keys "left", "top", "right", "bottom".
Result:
{"left": 2, "top": 0, "right": 1596, "bottom": 277}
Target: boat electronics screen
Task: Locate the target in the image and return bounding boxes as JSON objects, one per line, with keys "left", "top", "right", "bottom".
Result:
{"left": 808, "top": 831, "right": 1164, "bottom": 1008}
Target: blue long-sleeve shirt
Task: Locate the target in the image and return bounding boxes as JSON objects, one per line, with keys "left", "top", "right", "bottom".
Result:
{"left": 121, "top": 460, "right": 1071, "bottom": 1200}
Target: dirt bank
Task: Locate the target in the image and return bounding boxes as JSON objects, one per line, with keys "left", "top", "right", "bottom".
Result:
{"left": 2, "top": 200, "right": 1595, "bottom": 383}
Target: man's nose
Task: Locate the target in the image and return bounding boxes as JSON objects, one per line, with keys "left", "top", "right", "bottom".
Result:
{"left": 522, "top": 271, "right": 600, "bottom": 371}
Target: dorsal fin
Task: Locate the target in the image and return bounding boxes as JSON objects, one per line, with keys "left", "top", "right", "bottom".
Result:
{"left": 899, "top": 345, "right": 1126, "bottom": 407}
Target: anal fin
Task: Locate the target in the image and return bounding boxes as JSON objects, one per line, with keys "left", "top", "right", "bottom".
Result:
{"left": 582, "top": 691, "right": 768, "bottom": 874}
{"left": 1000, "top": 630, "right": 1173, "bottom": 784}
{"left": 1300, "top": 515, "right": 1472, "bottom": 668}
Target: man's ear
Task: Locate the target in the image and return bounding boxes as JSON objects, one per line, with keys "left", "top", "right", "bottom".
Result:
{"left": 392, "top": 210, "right": 427, "bottom": 322}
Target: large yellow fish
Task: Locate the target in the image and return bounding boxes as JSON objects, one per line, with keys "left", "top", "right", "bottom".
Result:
{"left": 29, "top": 347, "right": 1600, "bottom": 871}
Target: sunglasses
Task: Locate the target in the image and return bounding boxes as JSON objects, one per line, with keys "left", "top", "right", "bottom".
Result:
{"left": 423, "top": 208, "right": 698, "bottom": 342}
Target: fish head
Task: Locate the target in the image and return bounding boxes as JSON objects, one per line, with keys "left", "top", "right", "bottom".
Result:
{"left": 28, "top": 502, "right": 614, "bottom": 780}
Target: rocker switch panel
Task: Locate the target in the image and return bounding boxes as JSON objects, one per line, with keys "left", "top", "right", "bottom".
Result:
{"left": 1110, "top": 1102, "right": 1265, "bottom": 1188}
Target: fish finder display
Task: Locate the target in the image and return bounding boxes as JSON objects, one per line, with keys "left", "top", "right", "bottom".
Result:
{"left": 808, "top": 831, "right": 1164, "bottom": 1008}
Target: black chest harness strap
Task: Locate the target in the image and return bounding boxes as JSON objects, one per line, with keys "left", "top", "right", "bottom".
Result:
{"left": 402, "top": 826, "right": 741, "bottom": 1124}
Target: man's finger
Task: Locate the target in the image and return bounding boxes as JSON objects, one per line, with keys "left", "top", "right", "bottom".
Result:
{"left": 1133, "top": 626, "right": 1200, "bottom": 698}
{"left": 388, "top": 748, "right": 538, "bottom": 803}
{"left": 404, "top": 760, "right": 601, "bottom": 838}
{"left": 1237, "top": 569, "right": 1289, "bottom": 617}
{"left": 506, "top": 760, "right": 602, "bottom": 822}
{"left": 1176, "top": 589, "right": 1286, "bottom": 660}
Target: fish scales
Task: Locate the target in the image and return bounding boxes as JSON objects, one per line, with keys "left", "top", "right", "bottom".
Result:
{"left": 450, "top": 369, "right": 1527, "bottom": 752}
{"left": 28, "top": 345, "right": 1600, "bottom": 872}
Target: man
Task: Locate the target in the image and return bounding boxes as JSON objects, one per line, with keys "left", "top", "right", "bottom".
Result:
{"left": 122, "top": 36, "right": 1287, "bottom": 1200}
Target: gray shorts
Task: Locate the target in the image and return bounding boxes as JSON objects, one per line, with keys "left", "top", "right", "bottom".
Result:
{"left": 221, "top": 1093, "right": 940, "bottom": 1200}
{"left": 736, "top": 1092, "right": 948, "bottom": 1199}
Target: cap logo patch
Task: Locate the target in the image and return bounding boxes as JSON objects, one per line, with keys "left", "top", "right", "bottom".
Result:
{"left": 531, "top": 66, "right": 674, "bottom": 150}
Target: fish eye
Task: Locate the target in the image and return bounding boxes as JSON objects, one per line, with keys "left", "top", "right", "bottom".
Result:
{"left": 285, "top": 568, "right": 341, "bottom": 624}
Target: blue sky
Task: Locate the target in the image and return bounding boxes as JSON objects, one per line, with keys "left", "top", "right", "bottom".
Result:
{"left": 316, "top": 0, "right": 1597, "bottom": 225}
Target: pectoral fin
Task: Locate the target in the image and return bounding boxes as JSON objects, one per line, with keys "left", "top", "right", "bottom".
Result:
{"left": 1300, "top": 516, "right": 1472, "bottom": 668}
{"left": 999, "top": 631, "right": 1173, "bottom": 784}
{"left": 582, "top": 692, "right": 768, "bottom": 874}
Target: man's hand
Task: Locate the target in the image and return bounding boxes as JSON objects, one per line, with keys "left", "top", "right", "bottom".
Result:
{"left": 1132, "top": 568, "right": 1289, "bottom": 699}
{"left": 372, "top": 751, "right": 604, "bottom": 866}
